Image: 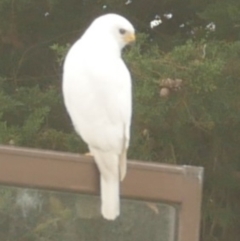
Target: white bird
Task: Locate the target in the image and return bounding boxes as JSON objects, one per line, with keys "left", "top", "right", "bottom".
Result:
{"left": 62, "top": 14, "right": 135, "bottom": 220}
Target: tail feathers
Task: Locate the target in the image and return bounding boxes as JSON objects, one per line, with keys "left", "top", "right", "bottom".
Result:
{"left": 90, "top": 147, "right": 120, "bottom": 220}
{"left": 100, "top": 174, "right": 119, "bottom": 220}
{"left": 119, "top": 149, "right": 127, "bottom": 181}
{"left": 119, "top": 130, "right": 129, "bottom": 182}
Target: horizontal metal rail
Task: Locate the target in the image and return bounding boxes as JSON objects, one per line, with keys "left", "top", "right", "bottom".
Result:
{"left": 0, "top": 145, "right": 203, "bottom": 241}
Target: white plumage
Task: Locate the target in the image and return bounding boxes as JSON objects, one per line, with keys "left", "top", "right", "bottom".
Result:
{"left": 62, "top": 14, "right": 135, "bottom": 220}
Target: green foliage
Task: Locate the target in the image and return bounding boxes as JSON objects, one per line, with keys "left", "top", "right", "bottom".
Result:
{"left": 1, "top": 1, "right": 240, "bottom": 241}
{"left": 50, "top": 43, "right": 71, "bottom": 65}
{"left": 0, "top": 78, "right": 86, "bottom": 152}
{"left": 125, "top": 36, "right": 240, "bottom": 240}
{"left": 199, "top": 0, "right": 240, "bottom": 40}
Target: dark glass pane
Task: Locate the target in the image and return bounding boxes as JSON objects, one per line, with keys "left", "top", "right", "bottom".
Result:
{"left": 0, "top": 185, "right": 177, "bottom": 241}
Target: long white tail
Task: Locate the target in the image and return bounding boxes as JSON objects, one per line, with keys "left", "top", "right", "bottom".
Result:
{"left": 100, "top": 171, "right": 119, "bottom": 220}
{"left": 90, "top": 147, "right": 120, "bottom": 220}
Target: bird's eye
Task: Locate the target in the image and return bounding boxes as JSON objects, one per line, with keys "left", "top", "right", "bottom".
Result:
{"left": 119, "top": 28, "right": 126, "bottom": 34}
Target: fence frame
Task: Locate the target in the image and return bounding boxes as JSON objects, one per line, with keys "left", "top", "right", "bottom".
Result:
{"left": 0, "top": 145, "right": 203, "bottom": 241}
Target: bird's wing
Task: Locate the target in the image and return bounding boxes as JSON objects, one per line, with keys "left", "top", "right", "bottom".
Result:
{"left": 63, "top": 48, "right": 132, "bottom": 155}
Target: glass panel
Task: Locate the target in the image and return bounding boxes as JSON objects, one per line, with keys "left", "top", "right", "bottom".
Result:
{"left": 0, "top": 185, "right": 177, "bottom": 241}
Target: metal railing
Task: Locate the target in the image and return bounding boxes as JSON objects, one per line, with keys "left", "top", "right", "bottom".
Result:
{"left": 0, "top": 145, "right": 203, "bottom": 241}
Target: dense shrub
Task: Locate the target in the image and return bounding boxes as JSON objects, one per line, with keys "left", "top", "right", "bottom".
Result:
{"left": 1, "top": 1, "right": 240, "bottom": 240}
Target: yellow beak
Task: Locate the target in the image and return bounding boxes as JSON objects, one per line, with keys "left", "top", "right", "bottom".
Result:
{"left": 124, "top": 33, "right": 136, "bottom": 44}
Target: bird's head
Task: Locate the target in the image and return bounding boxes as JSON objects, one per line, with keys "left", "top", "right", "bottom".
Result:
{"left": 88, "top": 14, "right": 136, "bottom": 50}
